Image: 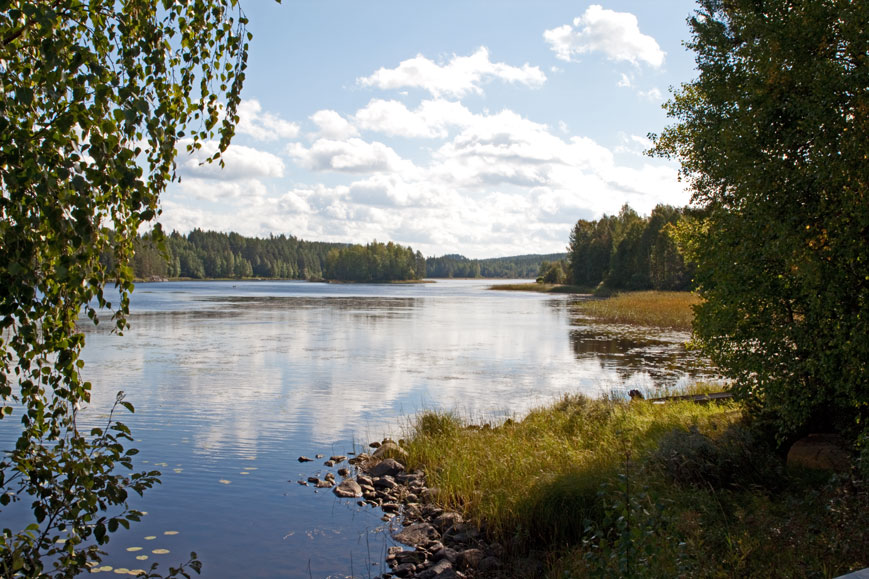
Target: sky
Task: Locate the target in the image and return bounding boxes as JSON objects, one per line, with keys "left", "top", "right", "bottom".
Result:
{"left": 159, "top": 1, "right": 702, "bottom": 259}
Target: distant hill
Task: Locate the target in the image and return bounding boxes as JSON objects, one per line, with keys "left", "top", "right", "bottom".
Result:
{"left": 426, "top": 253, "right": 568, "bottom": 279}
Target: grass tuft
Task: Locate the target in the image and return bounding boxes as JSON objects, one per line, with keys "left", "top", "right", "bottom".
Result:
{"left": 574, "top": 291, "right": 701, "bottom": 330}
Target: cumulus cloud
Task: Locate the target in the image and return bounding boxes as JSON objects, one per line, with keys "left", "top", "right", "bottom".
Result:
{"left": 177, "top": 140, "right": 285, "bottom": 181}
{"left": 310, "top": 109, "right": 359, "bottom": 139}
{"left": 237, "top": 100, "right": 300, "bottom": 141}
{"left": 287, "top": 138, "right": 411, "bottom": 174}
{"left": 544, "top": 5, "right": 665, "bottom": 68}
{"left": 357, "top": 47, "right": 546, "bottom": 98}
{"left": 354, "top": 98, "right": 474, "bottom": 138}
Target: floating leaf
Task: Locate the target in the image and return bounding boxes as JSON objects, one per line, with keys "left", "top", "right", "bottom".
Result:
{"left": 173, "top": 468, "right": 183, "bottom": 473}
{"left": 163, "top": 531, "right": 179, "bottom": 536}
{"left": 126, "top": 547, "right": 142, "bottom": 552}
{"left": 152, "top": 549, "right": 170, "bottom": 555}
{"left": 144, "top": 536, "right": 156, "bottom": 541}
{"left": 135, "top": 555, "right": 148, "bottom": 561}
{"left": 240, "top": 472, "right": 250, "bottom": 475}
{"left": 128, "top": 570, "right": 146, "bottom": 576}
{"left": 113, "top": 568, "right": 131, "bottom": 575}
{"left": 219, "top": 479, "right": 231, "bottom": 484}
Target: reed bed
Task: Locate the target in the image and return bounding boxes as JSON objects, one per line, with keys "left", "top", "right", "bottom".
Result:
{"left": 574, "top": 290, "right": 700, "bottom": 330}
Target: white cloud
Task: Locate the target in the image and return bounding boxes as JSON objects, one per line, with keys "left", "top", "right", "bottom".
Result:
{"left": 357, "top": 47, "right": 546, "bottom": 98}
{"left": 237, "top": 100, "right": 300, "bottom": 141}
{"left": 618, "top": 73, "right": 633, "bottom": 88}
{"left": 310, "top": 109, "right": 359, "bottom": 139}
{"left": 638, "top": 87, "right": 664, "bottom": 101}
{"left": 286, "top": 138, "right": 411, "bottom": 174}
{"left": 544, "top": 5, "right": 665, "bottom": 68}
{"left": 177, "top": 140, "right": 285, "bottom": 181}
{"left": 354, "top": 98, "right": 474, "bottom": 138}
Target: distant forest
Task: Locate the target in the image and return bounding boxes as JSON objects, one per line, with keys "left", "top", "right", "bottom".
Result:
{"left": 125, "top": 229, "right": 562, "bottom": 281}
{"left": 127, "top": 203, "right": 693, "bottom": 288}
{"left": 426, "top": 253, "right": 568, "bottom": 279}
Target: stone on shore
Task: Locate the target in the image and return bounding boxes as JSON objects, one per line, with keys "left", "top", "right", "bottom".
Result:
{"left": 373, "top": 440, "right": 409, "bottom": 461}
{"left": 394, "top": 522, "right": 440, "bottom": 548}
{"left": 787, "top": 434, "right": 850, "bottom": 471}
{"left": 368, "top": 457, "right": 405, "bottom": 477}
{"left": 333, "top": 479, "right": 363, "bottom": 498}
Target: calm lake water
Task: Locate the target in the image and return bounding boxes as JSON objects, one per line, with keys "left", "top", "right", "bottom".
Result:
{"left": 2, "top": 280, "right": 715, "bottom": 577}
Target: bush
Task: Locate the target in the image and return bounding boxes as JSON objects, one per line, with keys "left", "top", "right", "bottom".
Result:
{"left": 652, "top": 423, "right": 783, "bottom": 490}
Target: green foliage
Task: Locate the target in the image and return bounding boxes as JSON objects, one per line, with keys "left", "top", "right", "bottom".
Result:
{"left": 323, "top": 240, "right": 425, "bottom": 282}
{"left": 0, "top": 0, "right": 265, "bottom": 574}
{"left": 536, "top": 259, "right": 568, "bottom": 284}
{"left": 652, "top": 0, "right": 869, "bottom": 441}
{"left": 574, "top": 291, "right": 701, "bottom": 331}
{"left": 568, "top": 204, "right": 694, "bottom": 291}
{"left": 125, "top": 229, "right": 346, "bottom": 280}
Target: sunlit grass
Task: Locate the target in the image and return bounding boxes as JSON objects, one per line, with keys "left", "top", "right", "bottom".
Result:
{"left": 574, "top": 290, "right": 701, "bottom": 330}
{"left": 402, "top": 394, "right": 737, "bottom": 546}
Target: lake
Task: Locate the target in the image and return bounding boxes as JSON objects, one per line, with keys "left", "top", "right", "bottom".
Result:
{"left": 1, "top": 280, "right": 715, "bottom": 577}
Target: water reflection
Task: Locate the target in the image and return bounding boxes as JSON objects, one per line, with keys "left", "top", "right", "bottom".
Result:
{"left": 10, "top": 281, "right": 716, "bottom": 577}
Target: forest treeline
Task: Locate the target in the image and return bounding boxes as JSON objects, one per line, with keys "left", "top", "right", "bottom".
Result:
{"left": 127, "top": 203, "right": 693, "bottom": 287}
{"left": 426, "top": 253, "right": 568, "bottom": 279}
{"left": 128, "top": 229, "right": 345, "bottom": 280}
{"left": 324, "top": 241, "right": 426, "bottom": 282}
{"left": 561, "top": 203, "right": 696, "bottom": 291}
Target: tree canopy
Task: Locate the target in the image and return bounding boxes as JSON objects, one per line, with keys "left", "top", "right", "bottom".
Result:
{"left": 0, "top": 0, "right": 261, "bottom": 574}
{"left": 653, "top": 0, "right": 868, "bottom": 441}
{"left": 324, "top": 241, "right": 425, "bottom": 282}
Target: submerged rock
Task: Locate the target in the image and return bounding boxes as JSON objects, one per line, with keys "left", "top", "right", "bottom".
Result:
{"left": 394, "top": 522, "right": 440, "bottom": 548}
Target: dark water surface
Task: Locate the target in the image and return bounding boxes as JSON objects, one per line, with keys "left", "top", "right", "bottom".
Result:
{"left": 2, "top": 280, "right": 715, "bottom": 577}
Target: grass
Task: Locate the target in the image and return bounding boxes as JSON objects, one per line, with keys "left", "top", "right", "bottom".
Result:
{"left": 490, "top": 283, "right": 593, "bottom": 294}
{"left": 574, "top": 290, "right": 701, "bottom": 331}
{"left": 399, "top": 395, "right": 869, "bottom": 577}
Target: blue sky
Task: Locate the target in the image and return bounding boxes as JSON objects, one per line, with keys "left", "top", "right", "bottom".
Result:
{"left": 160, "top": 1, "right": 701, "bottom": 258}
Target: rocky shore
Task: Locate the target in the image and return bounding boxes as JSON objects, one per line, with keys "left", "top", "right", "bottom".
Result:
{"left": 298, "top": 439, "right": 542, "bottom": 578}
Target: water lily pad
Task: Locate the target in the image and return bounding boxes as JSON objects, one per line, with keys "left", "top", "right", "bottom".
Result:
{"left": 240, "top": 471, "right": 250, "bottom": 475}
{"left": 144, "top": 536, "right": 156, "bottom": 540}
{"left": 135, "top": 555, "right": 148, "bottom": 561}
{"left": 128, "top": 570, "right": 146, "bottom": 576}
{"left": 152, "top": 548, "right": 170, "bottom": 555}
{"left": 113, "top": 568, "right": 130, "bottom": 575}
{"left": 173, "top": 468, "right": 183, "bottom": 473}
{"left": 126, "top": 547, "right": 142, "bottom": 552}
{"left": 219, "top": 479, "right": 231, "bottom": 484}
{"left": 163, "top": 531, "right": 179, "bottom": 535}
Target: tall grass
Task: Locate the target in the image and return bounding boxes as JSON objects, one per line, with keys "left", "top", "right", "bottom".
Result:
{"left": 402, "top": 395, "right": 737, "bottom": 547}
{"left": 489, "top": 283, "right": 592, "bottom": 294}
{"left": 400, "top": 394, "right": 869, "bottom": 577}
{"left": 574, "top": 291, "right": 700, "bottom": 330}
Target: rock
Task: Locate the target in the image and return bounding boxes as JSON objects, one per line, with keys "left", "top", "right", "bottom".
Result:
{"left": 394, "top": 522, "right": 440, "bottom": 548}
{"left": 369, "top": 441, "right": 382, "bottom": 448}
{"left": 433, "top": 546, "right": 459, "bottom": 564}
{"left": 478, "top": 556, "right": 502, "bottom": 572}
{"left": 298, "top": 456, "right": 313, "bottom": 462}
{"left": 368, "top": 458, "right": 405, "bottom": 478}
{"left": 315, "top": 479, "right": 334, "bottom": 488}
{"left": 306, "top": 476, "right": 320, "bottom": 484}
{"left": 373, "top": 476, "right": 399, "bottom": 490}
{"left": 329, "top": 455, "right": 347, "bottom": 463}
{"left": 381, "top": 502, "right": 401, "bottom": 513}
{"left": 333, "top": 479, "right": 363, "bottom": 498}
{"left": 357, "top": 474, "right": 374, "bottom": 486}
{"left": 394, "top": 550, "right": 426, "bottom": 565}
{"left": 417, "top": 559, "right": 456, "bottom": 579}
{"left": 373, "top": 440, "right": 409, "bottom": 461}
{"left": 433, "top": 511, "right": 463, "bottom": 532}
{"left": 315, "top": 454, "right": 324, "bottom": 459}
{"left": 296, "top": 480, "right": 307, "bottom": 486}
{"left": 457, "top": 548, "right": 484, "bottom": 570}
{"left": 337, "top": 467, "right": 350, "bottom": 477}
{"left": 324, "top": 472, "right": 335, "bottom": 482}
{"left": 392, "top": 562, "right": 416, "bottom": 577}
{"left": 787, "top": 434, "right": 850, "bottom": 471}
{"left": 324, "top": 460, "right": 335, "bottom": 467}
